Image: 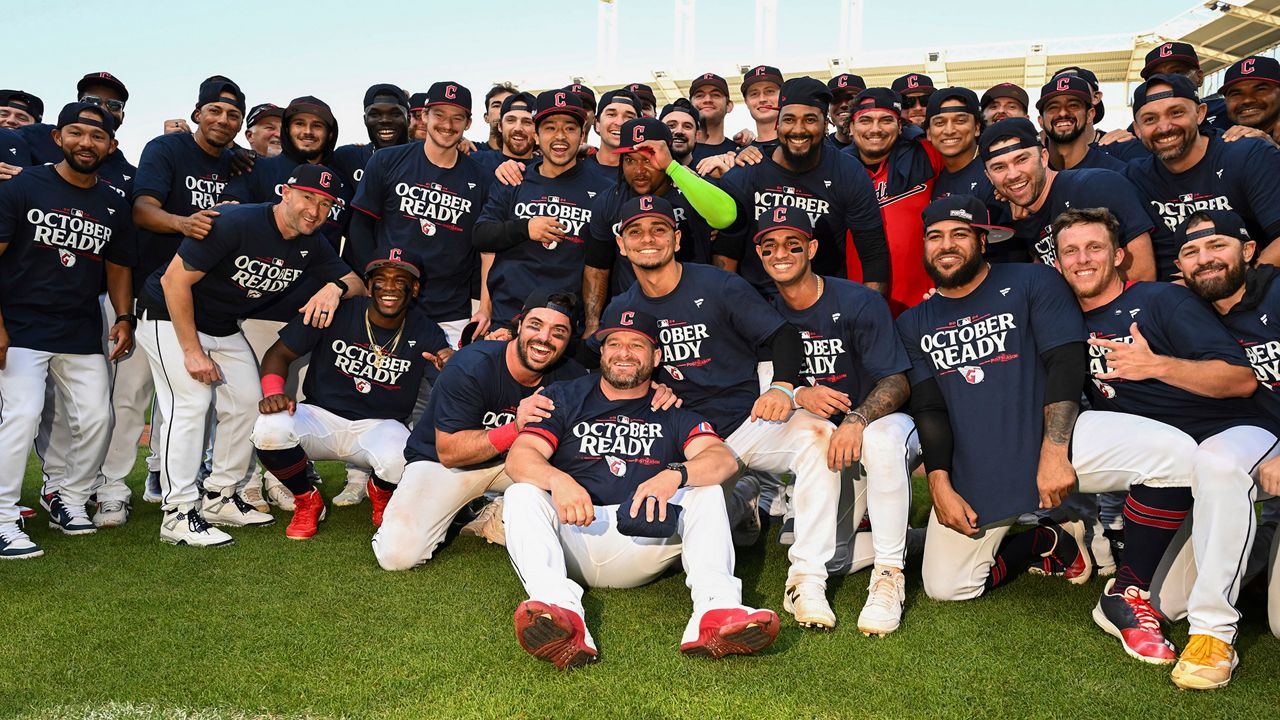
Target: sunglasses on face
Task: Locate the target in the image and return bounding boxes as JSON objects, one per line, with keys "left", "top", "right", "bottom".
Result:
{"left": 901, "top": 94, "right": 932, "bottom": 109}
{"left": 81, "top": 95, "right": 125, "bottom": 112}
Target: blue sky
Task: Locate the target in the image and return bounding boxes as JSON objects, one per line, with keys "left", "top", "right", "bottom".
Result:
{"left": 4, "top": 0, "right": 1188, "bottom": 158}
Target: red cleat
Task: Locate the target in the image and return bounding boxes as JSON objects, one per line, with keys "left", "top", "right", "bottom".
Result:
{"left": 1092, "top": 578, "right": 1177, "bottom": 664}
{"left": 514, "top": 600, "right": 597, "bottom": 669}
{"left": 285, "top": 489, "right": 326, "bottom": 540}
{"left": 680, "top": 608, "right": 779, "bottom": 658}
{"left": 18, "top": 506, "right": 35, "bottom": 519}
{"left": 367, "top": 478, "right": 393, "bottom": 527}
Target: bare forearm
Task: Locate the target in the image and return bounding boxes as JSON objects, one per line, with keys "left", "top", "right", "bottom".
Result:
{"left": 505, "top": 441, "right": 574, "bottom": 490}
{"left": 712, "top": 254, "right": 737, "bottom": 272}
{"left": 479, "top": 253, "right": 494, "bottom": 314}
{"left": 160, "top": 274, "right": 201, "bottom": 353}
{"left": 683, "top": 444, "right": 738, "bottom": 486}
{"left": 133, "top": 200, "right": 184, "bottom": 235}
{"left": 1156, "top": 357, "right": 1257, "bottom": 398}
{"left": 105, "top": 262, "right": 132, "bottom": 318}
{"left": 436, "top": 428, "right": 504, "bottom": 468}
{"left": 1041, "top": 400, "right": 1077, "bottom": 454}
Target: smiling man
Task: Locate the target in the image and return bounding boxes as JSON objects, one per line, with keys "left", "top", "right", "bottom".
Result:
{"left": 332, "top": 84, "right": 410, "bottom": 194}
{"left": 1037, "top": 76, "right": 1126, "bottom": 172}
{"left": 1221, "top": 56, "right": 1280, "bottom": 144}
{"left": 583, "top": 89, "right": 639, "bottom": 177}
{"left": 826, "top": 73, "right": 865, "bottom": 150}
{"left": 689, "top": 73, "right": 737, "bottom": 163}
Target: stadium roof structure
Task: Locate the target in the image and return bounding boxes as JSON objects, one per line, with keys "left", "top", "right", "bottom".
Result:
{"left": 555, "top": 0, "right": 1280, "bottom": 107}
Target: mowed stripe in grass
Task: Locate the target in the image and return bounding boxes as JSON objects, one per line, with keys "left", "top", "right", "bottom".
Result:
{"left": 2, "top": 454, "right": 1278, "bottom": 719}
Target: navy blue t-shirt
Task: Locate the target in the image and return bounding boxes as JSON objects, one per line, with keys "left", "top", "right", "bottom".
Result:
{"left": 1220, "top": 269, "right": 1280, "bottom": 427}
{"left": 521, "top": 375, "right": 719, "bottom": 506}
{"left": 403, "top": 339, "right": 587, "bottom": 467}
{"left": 351, "top": 141, "right": 488, "bottom": 324}
{"left": 277, "top": 296, "right": 448, "bottom": 423}
{"left": 139, "top": 203, "right": 350, "bottom": 337}
{"left": 771, "top": 277, "right": 910, "bottom": 422}
{"left": 1050, "top": 143, "right": 1128, "bottom": 173}
{"left": 604, "top": 263, "right": 785, "bottom": 435}
{"left": 221, "top": 154, "right": 352, "bottom": 249}
{"left": 1084, "top": 282, "right": 1271, "bottom": 442}
{"left": 477, "top": 159, "right": 613, "bottom": 324}
{"left": 1124, "top": 135, "right": 1280, "bottom": 281}
{"left": 0, "top": 127, "right": 32, "bottom": 167}
{"left": 16, "top": 123, "right": 134, "bottom": 196}
{"left": 131, "top": 132, "right": 234, "bottom": 297}
{"left": 717, "top": 149, "right": 885, "bottom": 293}
{"left": 931, "top": 158, "right": 1026, "bottom": 264}
{"left": 897, "top": 263, "right": 1087, "bottom": 525}
{"left": 1012, "top": 167, "right": 1155, "bottom": 268}
{"left": 692, "top": 138, "right": 738, "bottom": 165}
{"left": 331, "top": 143, "right": 376, "bottom": 192}
{"left": 585, "top": 182, "right": 713, "bottom": 297}
{"left": 0, "top": 165, "right": 135, "bottom": 354}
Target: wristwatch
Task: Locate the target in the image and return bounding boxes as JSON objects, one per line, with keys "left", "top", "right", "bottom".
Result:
{"left": 329, "top": 278, "right": 349, "bottom": 295}
{"left": 666, "top": 462, "right": 688, "bottom": 488}
{"left": 115, "top": 313, "right": 138, "bottom": 328}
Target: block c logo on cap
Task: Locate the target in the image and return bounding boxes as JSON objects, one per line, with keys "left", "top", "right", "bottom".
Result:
{"left": 633, "top": 125, "right": 646, "bottom": 144}
{"left": 620, "top": 311, "right": 634, "bottom": 326}
{"left": 1160, "top": 43, "right": 1174, "bottom": 58}
{"left": 907, "top": 75, "right": 920, "bottom": 89}
{"left": 445, "top": 84, "right": 457, "bottom": 99}
{"left": 1056, "top": 76, "right": 1072, "bottom": 92}
{"left": 639, "top": 196, "right": 654, "bottom": 211}
{"left": 836, "top": 76, "right": 848, "bottom": 88}
{"left": 1242, "top": 58, "right": 1256, "bottom": 75}
{"left": 319, "top": 171, "right": 332, "bottom": 188}
{"left": 389, "top": 248, "right": 403, "bottom": 261}
{"left": 555, "top": 92, "right": 566, "bottom": 107}
{"left": 771, "top": 206, "right": 788, "bottom": 223}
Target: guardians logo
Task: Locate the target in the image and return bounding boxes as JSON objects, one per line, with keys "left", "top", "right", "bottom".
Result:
{"left": 27, "top": 207, "right": 112, "bottom": 267}
{"left": 395, "top": 181, "right": 473, "bottom": 235}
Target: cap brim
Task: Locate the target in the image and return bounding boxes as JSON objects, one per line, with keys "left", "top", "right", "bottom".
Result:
{"left": 364, "top": 259, "right": 421, "bottom": 279}
{"left": 976, "top": 224, "right": 1014, "bottom": 244}
{"left": 620, "top": 211, "right": 676, "bottom": 230}
{"left": 594, "top": 326, "right": 658, "bottom": 345}
{"left": 287, "top": 183, "right": 340, "bottom": 204}
{"left": 753, "top": 225, "right": 813, "bottom": 244}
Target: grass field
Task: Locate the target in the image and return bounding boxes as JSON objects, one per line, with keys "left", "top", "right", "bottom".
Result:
{"left": 3, "top": 453, "right": 1278, "bottom": 720}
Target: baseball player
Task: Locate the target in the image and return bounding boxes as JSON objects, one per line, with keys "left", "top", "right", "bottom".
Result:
{"left": 20, "top": 72, "right": 135, "bottom": 197}
{"left": 349, "top": 81, "right": 491, "bottom": 348}
{"left": 1138, "top": 42, "right": 1232, "bottom": 131}
{"left": 480, "top": 83, "right": 519, "bottom": 153}
{"left": 1036, "top": 76, "right": 1127, "bottom": 172}
{"left": 371, "top": 292, "right": 588, "bottom": 570}
{"left": 252, "top": 248, "right": 451, "bottom": 539}
{"left": 471, "top": 92, "right": 538, "bottom": 179}
{"left": 980, "top": 83, "right": 1028, "bottom": 125}
{"left": 847, "top": 85, "right": 944, "bottom": 314}
{"left": 474, "top": 90, "right": 613, "bottom": 327}
{"left": 688, "top": 73, "right": 738, "bottom": 165}
{"left": 1221, "top": 56, "right": 1280, "bottom": 144}
{"left": 897, "top": 195, "right": 1198, "bottom": 608}
{"left": 741, "top": 65, "right": 782, "bottom": 148}
{"left": 1123, "top": 74, "right": 1280, "bottom": 278}
{"left": 503, "top": 307, "right": 779, "bottom": 668}
{"left": 583, "top": 117, "right": 736, "bottom": 332}
{"left": 659, "top": 101, "right": 699, "bottom": 168}
{"left": 0, "top": 103, "right": 135, "bottom": 558}
{"left": 407, "top": 93, "right": 429, "bottom": 142}
{"left": 602, "top": 194, "right": 847, "bottom": 628}
{"left": 563, "top": 84, "right": 597, "bottom": 147}
{"left": 135, "top": 164, "right": 363, "bottom": 547}
{"left": 890, "top": 73, "right": 933, "bottom": 128}
{"left": 0, "top": 124, "right": 31, "bottom": 178}
{"left": 716, "top": 78, "right": 889, "bottom": 302}
{"left": 581, "top": 89, "right": 639, "bottom": 177}
{"left": 624, "top": 82, "right": 658, "bottom": 118}
{"left": 754, "top": 206, "right": 914, "bottom": 635}
{"left": 244, "top": 103, "right": 284, "bottom": 158}
{"left": 825, "top": 73, "right": 865, "bottom": 151}
{"left": 331, "top": 84, "right": 410, "bottom": 194}
{"left": 927, "top": 88, "right": 1024, "bottom": 264}
{"left": 980, "top": 118, "right": 1157, "bottom": 280}
{"left": 0, "top": 89, "right": 41, "bottom": 128}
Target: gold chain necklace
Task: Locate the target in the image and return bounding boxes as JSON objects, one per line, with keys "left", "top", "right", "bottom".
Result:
{"left": 364, "top": 310, "right": 405, "bottom": 369}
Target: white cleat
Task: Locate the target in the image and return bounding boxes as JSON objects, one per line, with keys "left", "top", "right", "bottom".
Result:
{"left": 265, "top": 476, "right": 295, "bottom": 512}
{"left": 333, "top": 470, "right": 369, "bottom": 507}
{"left": 93, "top": 499, "right": 130, "bottom": 528}
{"left": 241, "top": 481, "right": 268, "bottom": 513}
{"left": 160, "top": 506, "right": 234, "bottom": 547}
{"left": 857, "top": 567, "right": 906, "bottom": 637}
{"left": 0, "top": 521, "right": 44, "bottom": 559}
{"left": 783, "top": 582, "right": 836, "bottom": 630}
{"left": 459, "top": 497, "right": 506, "bottom": 545}
{"left": 201, "top": 491, "right": 275, "bottom": 528}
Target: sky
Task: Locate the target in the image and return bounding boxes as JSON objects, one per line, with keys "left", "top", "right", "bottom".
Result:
{"left": 3, "top": 0, "right": 1194, "bottom": 160}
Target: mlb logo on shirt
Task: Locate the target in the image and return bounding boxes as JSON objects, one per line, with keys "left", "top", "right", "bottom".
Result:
{"left": 247, "top": 289, "right": 262, "bottom": 299}
{"left": 606, "top": 455, "right": 627, "bottom": 477}
{"left": 548, "top": 195, "right": 561, "bottom": 203}
{"left": 960, "top": 365, "right": 985, "bottom": 384}
{"left": 1180, "top": 194, "right": 1194, "bottom": 202}
{"left": 272, "top": 258, "right": 284, "bottom": 266}
{"left": 420, "top": 218, "right": 437, "bottom": 236}
{"left": 58, "top": 249, "right": 76, "bottom": 267}
{"left": 783, "top": 186, "right": 795, "bottom": 194}
{"left": 799, "top": 330, "right": 814, "bottom": 339}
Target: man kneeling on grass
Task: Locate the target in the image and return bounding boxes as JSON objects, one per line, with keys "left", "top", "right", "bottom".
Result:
{"left": 502, "top": 307, "right": 779, "bottom": 669}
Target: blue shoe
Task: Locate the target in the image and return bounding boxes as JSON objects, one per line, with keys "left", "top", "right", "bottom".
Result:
{"left": 143, "top": 470, "right": 162, "bottom": 504}
{"left": 40, "top": 492, "right": 96, "bottom": 536}
{"left": 0, "top": 521, "right": 43, "bottom": 559}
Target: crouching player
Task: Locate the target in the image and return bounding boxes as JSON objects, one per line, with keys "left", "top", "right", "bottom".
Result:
{"left": 252, "top": 248, "right": 453, "bottom": 538}
{"left": 502, "top": 307, "right": 779, "bottom": 669}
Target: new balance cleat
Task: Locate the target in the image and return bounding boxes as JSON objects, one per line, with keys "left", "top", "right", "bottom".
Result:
{"left": 1171, "top": 635, "right": 1238, "bottom": 690}
{"left": 285, "top": 489, "right": 326, "bottom": 540}
{"left": 514, "top": 601, "right": 597, "bottom": 669}
{"left": 858, "top": 567, "right": 906, "bottom": 637}
{"left": 783, "top": 582, "right": 836, "bottom": 629}
{"left": 241, "top": 481, "right": 268, "bottom": 513}
{"left": 1092, "top": 579, "right": 1176, "bottom": 664}
{"left": 41, "top": 492, "right": 96, "bottom": 535}
{"left": 680, "top": 608, "right": 779, "bottom": 658}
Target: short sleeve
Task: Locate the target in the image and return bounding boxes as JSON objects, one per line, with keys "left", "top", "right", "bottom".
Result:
{"left": 432, "top": 358, "right": 492, "bottom": 434}
{"left": 305, "top": 237, "right": 352, "bottom": 282}
{"left": 518, "top": 382, "right": 571, "bottom": 451}
{"left": 1026, "top": 265, "right": 1088, "bottom": 354}
{"left": 350, "top": 150, "right": 387, "bottom": 219}
{"left": 1158, "top": 287, "right": 1251, "bottom": 368}
{"left": 1240, "top": 139, "right": 1280, "bottom": 238}
{"left": 585, "top": 191, "right": 619, "bottom": 269}
{"left": 132, "top": 136, "right": 177, "bottom": 203}
{"left": 276, "top": 314, "right": 322, "bottom": 356}
{"left": 476, "top": 180, "right": 515, "bottom": 225}
{"left": 722, "top": 272, "right": 786, "bottom": 346}
{"left": 102, "top": 199, "right": 138, "bottom": 267}
{"left": 0, "top": 175, "right": 25, "bottom": 245}
{"left": 176, "top": 221, "right": 239, "bottom": 272}
{"left": 848, "top": 291, "right": 911, "bottom": 382}
{"left": 896, "top": 310, "right": 934, "bottom": 386}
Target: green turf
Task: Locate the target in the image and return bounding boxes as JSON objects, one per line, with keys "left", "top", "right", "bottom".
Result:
{"left": 2, "top": 453, "right": 1278, "bottom": 720}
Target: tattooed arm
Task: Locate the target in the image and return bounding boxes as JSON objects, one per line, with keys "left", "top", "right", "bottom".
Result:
{"left": 1036, "top": 342, "right": 1088, "bottom": 509}
{"left": 827, "top": 373, "right": 909, "bottom": 471}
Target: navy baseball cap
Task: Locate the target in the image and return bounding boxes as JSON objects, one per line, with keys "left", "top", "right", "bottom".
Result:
{"left": 616, "top": 492, "right": 681, "bottom": 538}
{"left": 753, "top": 205, "right": 815, "bottom": 244}
{"left": 0, "top": 90, "right": 43, "bottom": 122}
{"left": 778, "top": 76, "right": 832, "bottom": 115}
{"left": 690, "top": 72, "right": 728, "bottom": 95}
{"left": 742, "top": 65, "right": 783, "bottom": 93}
{"left": 1051, "top": 67, "right": 1104, "bottom": 123}
{"left": 77, "top": 71, "right": 129, "bottom": 102}
{"left": 1036, "top": 75, "right": 1093, "bottom": 112}
{"left": 978, "top": 117, "right": 1042, "bottom": 162}
{"left": 617, "top": 117, "right": 673, "bottom": 153}
{"left": 425, "top": 81, "right": 471, "bottom": 114}
{"left": 1223, "top": 56, "right": 1280, "bottom": 90}
{"left": 595, "top": 307, "right": 660, "bottom": 345}
{"left": 892, "top": 73, "right": 934, "bottom": 95}
{"left": 197, "top": 77, "right": 245, "bottom": 112}
{"left": 828, "top": 73, "right": 867, "bottom": 95}
{"left": 285, "top": 96, "right": 337, "bottom": 128}
{"left": 534, "top": 89, "right": 585, "bottom": 126}
{"left": 246, "top": 103, "right": 283, "bottom": 127}
{"left": 980, "top": 82, "right": 1028, "bottom": 111}
{"left": 922, "top": 194, "right": 1013, "bottom": 243}
{"left": 596, "top": 89, "right": 640, "bottom": 115}
{"left": 1142, "top": 42, "right": 1201, "bottom": 80}
{"left": 617, "top": 194, "right": 677, "bottom": 231}
{"left": 925, "top": 87, "right": 980, "bottom": 123}
{"left": 1132, "top": 73, "right": 1200, "bottom": 114}
{"left": 625, "top": 83, "right": 657, "bottom": 107}
{"left": 659, "top": 100, "right": 699, "bottom": 127}
{"left": 853, "top": 88, "right": 902, "bottom": 118}
{"left": 364, "top": 247, "right": 422, "bottom": 279}
{"left": 520, "top": 290, "right": 578, "bottom": 320}
{"left": 364, "top": 83, "right": 409, "bottom": 109}
{"left": 408, "top": 92, "right": 428, "bottom": 111}
{"left": 500, "top": 91, "right": 536, "bottom": 117}
{"left": 564, "top": 83, "right": 597, "bottom": 109}
{"left": 56, "top": 102, "right": 116, "bottom": 137}
{"left": 1176, "top": 209, "right": 1251, "bottom": 247}
{"left": 285, "top": 163, "right": 340, "bottom": 203}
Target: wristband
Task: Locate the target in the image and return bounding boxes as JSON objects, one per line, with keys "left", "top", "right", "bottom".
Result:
{"left": 115, "top": 313, "right": 137, "bottom": 328}
{"left": 768, "top": 383, "right": 795, "bottom": 401}
{"left": 487, "top": 422, "right": 519, "bottom": 453}
{"left": 330, "top": 278, "right": 349, "bottom": 295}
{"left": 261, "top": 373, "right": 286, "bottom": 397}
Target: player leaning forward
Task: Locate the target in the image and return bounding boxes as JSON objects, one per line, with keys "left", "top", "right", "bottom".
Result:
{"left": 136, "top": 164, "right": 363, "bottom": 547}
{"left": 503, "top": 306, "right": 779, "bottom": 668}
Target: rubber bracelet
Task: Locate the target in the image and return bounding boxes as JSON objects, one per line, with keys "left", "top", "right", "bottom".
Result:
{"left": 261, "top": 373, "right": 286, "bottom": 398}
{"left": 487, "top": 422, "right": 520, "bottom": 453}
{"left": 768, "top": 383, "right": 795, "bottom": 401}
